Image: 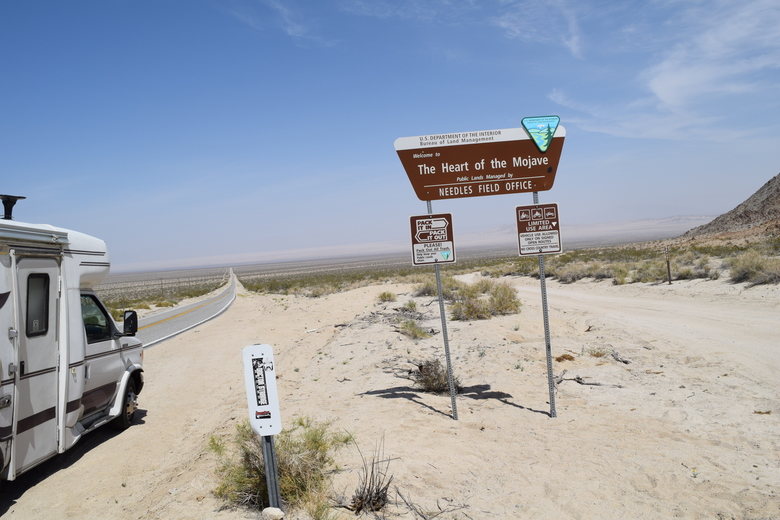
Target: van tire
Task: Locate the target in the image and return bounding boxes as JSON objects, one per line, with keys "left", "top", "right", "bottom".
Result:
{"left": 112, "top": 378, "right": 138, "bottom": 431}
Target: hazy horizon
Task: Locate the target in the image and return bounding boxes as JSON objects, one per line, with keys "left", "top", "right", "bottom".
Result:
{"left": 110, "top": 213, "right": 715, "bottom": 273}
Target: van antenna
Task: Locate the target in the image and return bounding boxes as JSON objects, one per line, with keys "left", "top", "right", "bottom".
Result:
{"left": 0, "top": 194, "right": 26, "bottom": 220}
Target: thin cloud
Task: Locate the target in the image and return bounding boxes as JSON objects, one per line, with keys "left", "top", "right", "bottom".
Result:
{"left": 227, "top": 0, "right": 335, "bottom": 46}
{"left": 549, "top": 87, "right": 734, "bottom": 141}
{"left": 549, "top": 0, "right": 780, "bottom": 140}
{"left": 263, "top": 0, "right": 309, "bottom": 39}
{"left": 491, "top": 0, "right": 584, "bottom": 59}
{"left": 339, "top": 0, "right": 478, "bottom": 22}
{"left": 643, "top": 0, "right": 780, "bottom": 112}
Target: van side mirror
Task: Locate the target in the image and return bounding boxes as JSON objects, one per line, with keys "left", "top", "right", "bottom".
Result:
{"left": 123, "top": 310, "right": 138, "bottom": 336}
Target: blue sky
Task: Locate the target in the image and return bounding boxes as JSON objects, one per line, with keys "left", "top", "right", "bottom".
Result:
{"left": 2, "top": 0, "right": 778, "bottom": 271}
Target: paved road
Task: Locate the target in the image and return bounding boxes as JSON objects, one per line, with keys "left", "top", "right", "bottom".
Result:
{"left": 136, "top": 271, "right": 236, "bottom": 348}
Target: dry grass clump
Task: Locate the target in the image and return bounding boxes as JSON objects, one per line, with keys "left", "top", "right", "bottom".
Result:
{"left": 211, "top": 417, "right": 351, "bottom": 515}
{"left": 349, "top": 439, "right": 393, "bottom": 514}
{"left": 398, "top": 319, "right": 430, "bottom": 339}
{"left": 413, "top": 276, "right": 463, "bottom": 299}
{"left": 588, "top": 346, "right": 609, "bottom": 358}
{"left": 728, "top": 251, "right": 780, "bottom": 285}
{"left": 552, "top": 262, "right": 610, "bottom": 283}
{"left": 401, "top": 300, "right": 417, "bottom": 312}
{"left": 555, "top": 353, "right": 575, "bottom": 362}
{"left": 411, "top": 358, "right": 461, "bottom": 394}
{"left": 377, "top": 291, "right": 396, "bottom": 303}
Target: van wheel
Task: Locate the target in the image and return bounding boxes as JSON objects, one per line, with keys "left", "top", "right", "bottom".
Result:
{"left": 112, "top": 379, "right": 138, "bottom": 430}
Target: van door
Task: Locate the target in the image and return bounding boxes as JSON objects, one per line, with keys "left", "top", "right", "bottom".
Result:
{"left": 14, "top": 257, "right": 60, "bottom": 472}
{"left": 80, "top": 293, "right": 123, "bottom": 418}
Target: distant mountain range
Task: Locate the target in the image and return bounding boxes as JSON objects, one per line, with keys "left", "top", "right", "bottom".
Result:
{"left": 682, "top": 173, "right": 780, "bottom": 240}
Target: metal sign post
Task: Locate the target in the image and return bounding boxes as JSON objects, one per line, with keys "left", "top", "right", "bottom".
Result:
{"left": 426, "top": 201, "right": 458, "bottom": 420}
{"left": 261, "top": 435, "right": 281, "bottom": 508}
{"left": 242, "top": 344, "right": 283, "bottom": 508}
{"left": 532, "top": 192, "right": 557, "bottom": 418}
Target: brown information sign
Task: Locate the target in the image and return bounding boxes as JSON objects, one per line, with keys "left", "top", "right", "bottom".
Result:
{"left": 395, "top": 126, "right": 565, "bottom": 201}
{"left": 410, "top": 213, "right": 456, "bottom": 266}
{"left": 516, "top": 203, "right": 562, "bottom": 256}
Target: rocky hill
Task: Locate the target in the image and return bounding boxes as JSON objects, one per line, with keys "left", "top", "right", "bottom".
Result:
{"left": 682, "top": 173, "right": 780, "bottom": 239}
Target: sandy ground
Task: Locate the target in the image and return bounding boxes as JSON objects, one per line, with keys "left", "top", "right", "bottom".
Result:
{"left": 2, "top": 275, "right": 778, "bottom": 519}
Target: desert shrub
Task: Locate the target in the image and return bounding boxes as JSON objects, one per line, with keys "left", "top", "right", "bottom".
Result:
{"left": 378, "top": 291, "right": 396, "bottom": 303}
{"left": 449, "top": 279, "right": 521, "bottom": 320}
{"left": 674, "top": 267, "right": 696, "bottom": 280}
{"left": 555, "top": 353, "right": 575, "bottom": 362}
{"left": 212, "top": 417, "right": 350, "bottom": 513}
{"left": 411, "top": 358, "right": 461, "bottom": 394}
{"left": 590, "top": 262, "right": 614, "bottom": 280}
{"left": 308, "top": 286, "right": 329, "bottom": 298}
{"left": 413, "top": 280, "right": 436, "bottom": 297}
{"left": 398, "top": 319, "right": 430, "bottom": 339}
{"left": 472, "top": 278, "right": 494, "bottom": 294}
{"left": 633, "top": 260, "right": 667, "bottom": 283}
{"left": 488, "top": 282, "right": 521, "bottom": 315}
{"left": 450, "top": 298, "right": 492, "bottom": 320}
{"left": 401, "top": 300, "right": 417, "bottom": 312}
{"left": 612, "top": 265, "right": 628, "bottom": 285}
{"left": 729, "top": 251, "right": 780, "bottom": 285}
{"left": 413, "top": 276, "right": 465, "bottom": 300}
{"left": 554, "top": 262, "right": 591, "bottom": 283}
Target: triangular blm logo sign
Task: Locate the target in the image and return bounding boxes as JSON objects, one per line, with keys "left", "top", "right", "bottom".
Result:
{"left": 522, "top": 116, "right": 560, "bottom": 153}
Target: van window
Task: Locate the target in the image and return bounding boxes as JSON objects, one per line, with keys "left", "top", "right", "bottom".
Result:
{"left": 81, "top": 295, "right": 112, "bottom": 343}
{"left": 26, "top": 274, "right": 50, "bottom": 337}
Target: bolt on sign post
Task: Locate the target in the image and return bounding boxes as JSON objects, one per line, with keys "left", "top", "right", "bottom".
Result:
{"left": 396, "top": 117, "right": 566, "bottom": 420}
{"left": 242, "top": 344, "right": 282, "bottom": 508}
{"left": 409, "top": 212, "right": 458, "bottom": 419}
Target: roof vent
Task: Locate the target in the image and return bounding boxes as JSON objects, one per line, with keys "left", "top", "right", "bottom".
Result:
{"left": 0, "top": 194, "right": 26, "bottom": 220}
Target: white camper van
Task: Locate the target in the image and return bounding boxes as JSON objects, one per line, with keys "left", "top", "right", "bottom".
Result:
{"left": 0, "top": 195, "right": 143, "bottom": 481}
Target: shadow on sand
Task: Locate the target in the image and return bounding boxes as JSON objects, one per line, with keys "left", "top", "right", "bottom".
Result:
{"left": 0, "top": 409, "right": 147, "bottom": 515}
{"left": 360, "top": 384, "right": 549, "bottom": 418}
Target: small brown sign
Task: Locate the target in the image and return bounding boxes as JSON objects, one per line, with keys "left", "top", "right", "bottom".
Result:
{"left": 410, "top": 213, "right": 455, "bottom": 265}
{"left": 395, "top": 127, "right": 565, "bottom": 201}
{"left": 516, "top": 203, "right": 562, "bottom": 256}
